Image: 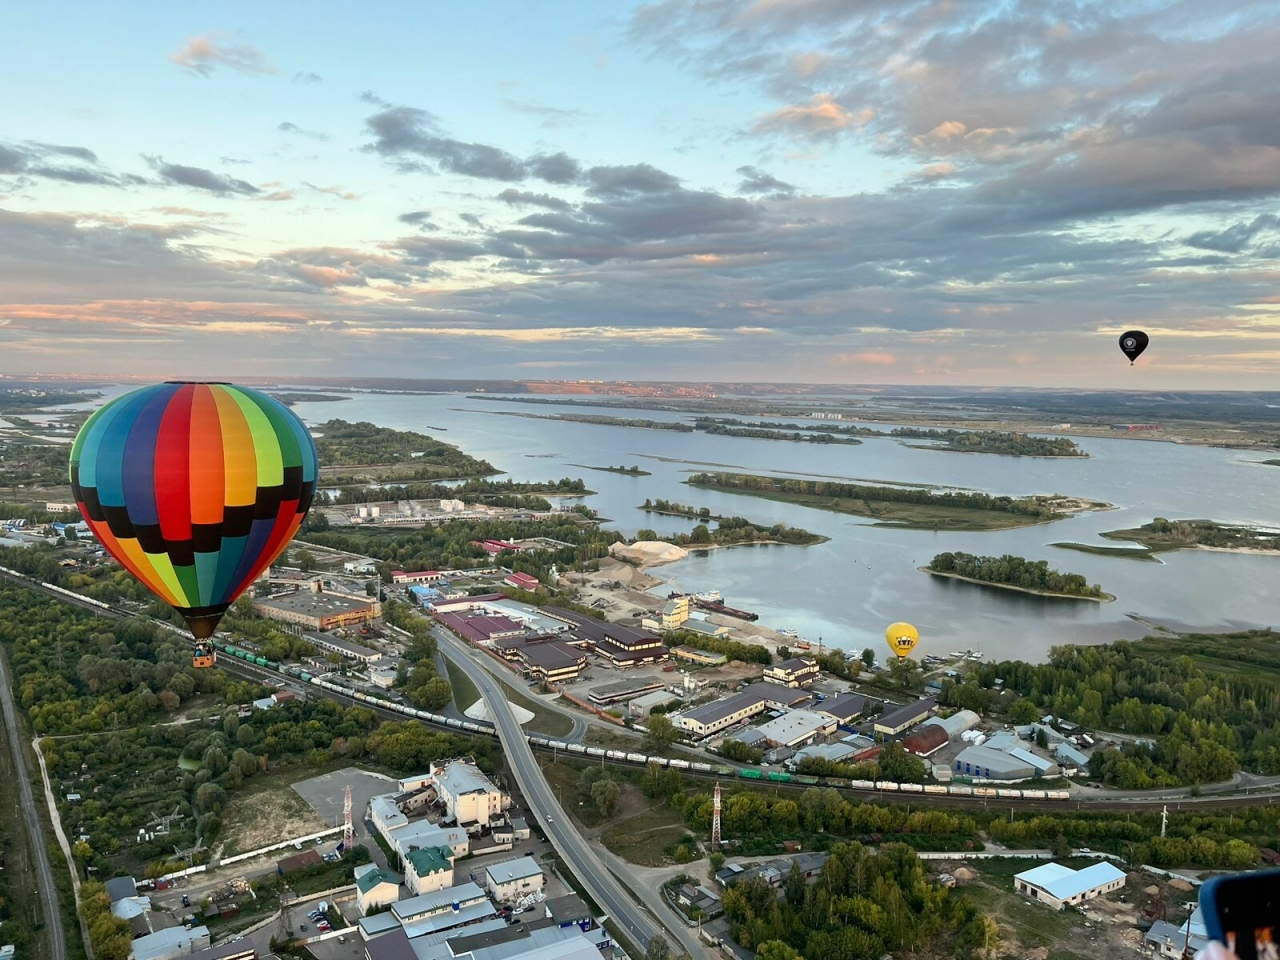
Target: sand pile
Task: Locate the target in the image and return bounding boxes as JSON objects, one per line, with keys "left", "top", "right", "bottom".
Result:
{"left": 609, "top": 540, "right": 690, "bottom": 566}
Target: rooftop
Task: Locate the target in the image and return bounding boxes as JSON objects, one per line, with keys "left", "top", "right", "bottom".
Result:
{"left": 544, "top": 892, "right": 591, "bottom": 924}
{"left": 485, "top": 855, "right": 543, "bottom": 883}
{"left": 517, "top": 641, "right": 585, "bottom": 671}
{"left": 131, "top": 925, "right": 210, "bottom": 960}
{"left": 772, "top": 657, "right": 817, "bottom": 673}
{"left": 752, "top": 709, "right": 834, "bottom": 745}
{"left": 875, "top": 697, "right": 936, "bottom": 728}
{"left": 1015, "top": 861, "right": 1126, "bottom": 901}
{"left": 435, "top": 759, "right": 500, "bottom": 798}
{"left": 400, "top": 899, "right": 498, "bottom": 937}
{"left": 305, "top": 632, "right": 381, "bottom": 658}
{"left": 255, "top": 590, "right": 374, "bottom": 616}
{"left": 816, "top": 693, "right": 867, "bottom": 722}
{"left": 679, "top": 682, "right": 810, "bottom": 727}
{"left": 392, "top": 881, "right": 487, "bottom": 921}
{"left": 405, "top": 846, "right": 453, "bottom": 877}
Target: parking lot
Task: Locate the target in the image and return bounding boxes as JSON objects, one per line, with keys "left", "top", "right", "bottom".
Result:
{"left": 293, "top": 767, "right": 399, "bottom": 870}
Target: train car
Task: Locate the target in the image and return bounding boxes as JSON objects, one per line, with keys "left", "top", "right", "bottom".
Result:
{"left": 899, "top": 783, "right": 924, "bottom": 793}
{"left": 605, "top": 750, "right": 628, "bottom": 761}
{"left": 253, "top": 656, "right": 269, "bottom": 667}
{"left": 795, "top": 775, "right": 820, "bottom": 785}
{"left": 626, "top": 753, "right": 648, "bottom": 764}
{"left": 1021, "top": 790, "right": 1048, "bottom": 800}
{"left": 947, "top": 785, "right": 974, "bottom": 796}
{"left": 566, "top": 743, "right": 588, "bottom": 755}
{"left": 690, "top": 762, "right": 712, "bottom": 773}
{"left": 354, "top": 691, "right": 372, "bottom": 702}
{"left": 528, "top": 737, "right": 550, "bottom": 747}
{"left": 585, "top": 747, "right": 607, "bottom": 758}
{"left": 996, "top": 789, "right": 1021, "bottom": 799}
{"left": 738, "top": 769, "right": 763, "bottom": 780}
{"left": 547, "top": 741, "right": 569, "bottom": 751}
{"left": 714, "top": 766, "right": 733, "bottom": 777}
{"left": 923, "top": 785, "right": 949, "bottom": 795}
{"left": 849, "top": 779, "right": 876, "bottom": 790}
{"left": 765, "top": 771, "right": 791, "bottom": 783}
{"left": 667, "top": 758, "right": 690, "bottom": 769}
{"left": 974, "top": 787, "right": 998, "bottom": 798}
{"left": 875, "top": 781, "right": 901, "bottom": 792}
{"left": 1046, "top": 790, "right": 1071, "bottom": 801}
{"left": 444, "top": 717, "right": 463, "bottom": 728}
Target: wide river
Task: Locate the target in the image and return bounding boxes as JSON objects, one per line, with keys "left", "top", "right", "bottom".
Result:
{"left": 54, "top": 386, "right": 1280, "bottom": 663}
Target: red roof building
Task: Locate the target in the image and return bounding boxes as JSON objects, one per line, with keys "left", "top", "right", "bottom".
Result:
{"left": 903, "top": 724, "right": 949, "bottom": 758}
{"left": 504, "top": 572, "right": 541, "bottom": 591}
{"left": 391, "top": 570, "right": 443, "bottom": 584}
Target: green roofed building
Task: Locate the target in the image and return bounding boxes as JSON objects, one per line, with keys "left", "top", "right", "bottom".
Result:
{"left": 354, "top": 864, "right": 401, "bottom": 916}
{"left": 404, "top": 845, "right": 455, "bottom": 896}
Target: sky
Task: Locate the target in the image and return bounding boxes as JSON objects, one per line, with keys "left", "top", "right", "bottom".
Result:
{"left": 2, "top": 0, "right": 1279, "bottom": 388}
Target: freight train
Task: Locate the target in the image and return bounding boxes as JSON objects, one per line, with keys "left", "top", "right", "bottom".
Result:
{"left": 0, "top": 566, "right": 1071, "bottom": 803}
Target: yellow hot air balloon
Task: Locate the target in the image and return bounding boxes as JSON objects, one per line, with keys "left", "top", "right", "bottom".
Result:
{"left": 885, "top": 622, "right": 920, "bottom": 661}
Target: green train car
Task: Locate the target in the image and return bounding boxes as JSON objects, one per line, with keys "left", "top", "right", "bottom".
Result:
{"left": 765, "top": 771, "right": 791, "bottom": 782}
{"left": 738, "top": 768, "right": 764, "bottom": 780}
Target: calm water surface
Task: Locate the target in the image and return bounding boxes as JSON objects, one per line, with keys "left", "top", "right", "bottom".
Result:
{"left": 268, "top": 391, "right": 1280, "bottom": 663}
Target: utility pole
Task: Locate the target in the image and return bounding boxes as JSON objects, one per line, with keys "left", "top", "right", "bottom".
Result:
{"left": 1161, "top": 805, "right": 1168, "bottom": 839}
{"left": 711, "top": 782, "right": 721, "bottom": 853}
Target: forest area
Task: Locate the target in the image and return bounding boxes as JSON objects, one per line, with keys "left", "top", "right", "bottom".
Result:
{"left": 926, "top": 551, "right": 1108, "bottom": 599}
{"left": 891, "top": 428, "right": 1084, "bottom": 456}
{"left": 310, "top": 419, "right": 496, "bottom": 476}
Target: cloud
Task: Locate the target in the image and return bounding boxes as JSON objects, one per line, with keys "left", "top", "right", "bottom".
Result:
{"left": 0, "top": 140, "right": 145, "bottom": 187}
{"left": 147, "top": 158, "right": 260, "bottom": 195}
{"left": 364, "top": 106, "right": 528, "bottom": 180}
{"left": 279, "top": 122, "right": 330, "bottom": 141}
{"left": 752, "top": 94, "right": 874, "bottom": 141}
{"left": 398, "top": 210, "right": 438, "bottom": 230}
{"left": 304, "top": 182, "right": 360, "bottom": 201}
{"left": 293, "top": 71, "right": 322, "bottom": 85}
{"left": 585, "top": 163, "right": 681, "bottom": 196}
{"left": 736, "top": 165, "right": 795, "bottom": 197}
{"left": 527, "top": 152, "right": 581, "bottom": 184}
{"left": 502, "top": 99, "right": 588, "bottom": 128}
{"left": 359, "top": 90, "right": 391, "bottom": 107}
{"left": 498, "top": 189, "right": 572, "bottom": 212}
{"left": 1186, "top": 214, "right": 1280, "bottom": 253}
{"left": 837, "top": 350, "right": 898, "bottom": 365}
{"left": 169, "top": 34, "right": 277, "bottom": 77}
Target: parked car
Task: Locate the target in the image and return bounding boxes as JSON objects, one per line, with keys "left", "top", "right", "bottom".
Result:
{"left": 300, "top": 925, "right": 308, "bottom": 932}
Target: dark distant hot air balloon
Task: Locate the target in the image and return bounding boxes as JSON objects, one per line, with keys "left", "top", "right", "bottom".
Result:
{"left": 69, "top": 382, "right": 319, "bottom": 639}
{"left": 1119, "top": 330, "right": 1149, "bottom": 365}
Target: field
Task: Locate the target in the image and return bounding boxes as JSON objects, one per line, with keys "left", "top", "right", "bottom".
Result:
{"left": 491, "top": 676, "right": 575, "bottom": 738}
{"left": 600, "top": 805, "right": 693, "bottom": 867}
{"left": 220, "top": 768, "right": 328, "bottom": 856}
{"left": 443, "top": 657, "right": 481, "bottom": 712}
{"left": 684, "top": 483, "right": 1059, "bottom": 531}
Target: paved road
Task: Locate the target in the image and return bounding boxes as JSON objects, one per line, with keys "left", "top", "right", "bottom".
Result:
{"left": 434, "top": 627, "right": 705, "bottom": 959}
{"left": 0, "top": 647, "right": 68, "bottom": 960}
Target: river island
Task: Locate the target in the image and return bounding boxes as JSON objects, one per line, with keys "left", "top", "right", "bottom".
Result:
{"left": 1056, "top": 518, "right": 1280, "bottom": 560}
{"left": 923, "top": 551, "right": 1115, "bottom": 601}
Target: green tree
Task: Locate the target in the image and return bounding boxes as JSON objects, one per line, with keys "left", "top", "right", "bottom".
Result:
{"left": 1008, "top": 698, "right": 1039, "bottom": 725}
{"left": 643, "top": 714, "right": 677, "bottom": 752}
{"left": 591, "top": 778, "right": 621, "bottom": 818}
{"left": 636, "top": 529, "right": 658, "bottom": 541}
{"left": 294, "top": 549, "right": 316, "bottom": 572}
{"left": 756, "top": 943, "right": 803, "bottom": 960}
{"left": 861, "top": 647, "right": 876, "bottom": 668}
{"left": 689, "top": 524, "right": 712, "bottom": 545}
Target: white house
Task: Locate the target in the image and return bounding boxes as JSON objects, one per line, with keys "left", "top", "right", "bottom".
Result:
{"left": 483, "top": 856, "right": 545, "bottom": 904}
{"left": 354, "top": 864, "right": 401, "bottom": 915}
{"left": 431, "top": 759, "right": 508, "bottom": 827}
{"left": 1014, "top": 861, "right": 1126, "bottom": 911}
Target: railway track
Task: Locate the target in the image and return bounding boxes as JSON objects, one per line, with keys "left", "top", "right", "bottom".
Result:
{"left": 5, "top": 567, "right": 1280, "bottom": 813}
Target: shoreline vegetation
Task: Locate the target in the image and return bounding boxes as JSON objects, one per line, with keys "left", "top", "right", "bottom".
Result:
{"left": 923, "top": 551, "right": 1114, "bottom": 602}
{"left": 685, "top": 471, "right": 1108, "bottom": 531}
{"left": 465, "top": 401, "right": 1086, "bottom": 456}
{"left": 635, "top": 498, "right": 828, "bottom": 548}
{"left": 312, "top": 419, "right": 497, "bottom": 479}
{"left": 268, "top": 392, "right": 350, "bottom": 405}
{"left": 570, "top": 463, "right": 652, "bottom": 476}
{"left": 1051, "top": 542, "right": 1163, "bottom": 561}
{"left": 1087, "top": 518, "right": 1280, "bottom": 559}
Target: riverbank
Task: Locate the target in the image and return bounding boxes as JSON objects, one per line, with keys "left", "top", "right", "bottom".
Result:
{"left": 920, "top": 567, "right": 1116, "bottom": 602}
{"left": 1099, "top": 519, "right": 1280, "bottom": 557}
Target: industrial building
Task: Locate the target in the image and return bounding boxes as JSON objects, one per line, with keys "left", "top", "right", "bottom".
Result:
{"left": 306, "top": 632, "right": 382, "bottom": 664}
{"left": 1014, "top": 862, "right": 1126, "bottom": 911}
{"left": 643, "top": 596, "right": 690, "bottom": 631}
{"left": 678, "top": 619, "right": 730, "bottom": 639}
{"left": 752, "top": 709, "right": 837, "bottom": 748}
{"left": 792, "top": 741, "right": 858, "bottom": 766}
{"left": 674, "top": 682, "right": 810, "bottom": 738}
{"left": 670, "top": 645, "right": 728, "bottom": 666}
{"left": 482, "top": 856, "right": 545, "bottom": 904}
{"left": 393, "top": 569, "right": 444, "bottom": 585}
{"left": 816, "top": 693, "right": 867, "bottom": 726}
{"left": 130, "top": 925, "right": 211, "bottom": 960}
{"left": 587, "top": 677, "right": 665, "bottom": 705}
{"left": 1056, "top": 742, "right": 1090, "bottom": 771}
{"left": 763, "top": 657, "right": 820, "bottom": 688}
{"left": 253, "top": 587, "right": 381, "bottom": 632}
{"left": 921, "top": 709, "right": 980, "bottom": 738}
{"left": 513, "top": 640, "right": 587, "bottom": 683}
{"left": 503, "top": 572, "right": 541, "bottom": 591}
{"left": 902, "top": 724, "right": 949, "bottom": 758}
{"left": 435, "top": 611, "right": 526, "bottom": 644}
{"left": 953, "top": 745, "right": 1036, "bottom": 780}
{"left": 542, "top": 607, "right": 669, "bottom": 666}
{"left": 629, "top": 690, "right": 679, "bottom": 718}
{"left": 873, "top": 698, "right": 936, "bottom": 736}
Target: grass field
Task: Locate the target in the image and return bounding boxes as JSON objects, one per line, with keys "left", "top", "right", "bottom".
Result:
{"left": 220, "top": 766, "right": 331, "bottom": 855}
{"left": 494, "top": 678, "right": 575, "bottom": 738}
{"left": 601, "top": 806, "right": 692, "bottom": 866}
{"left": 444, "top": 657, "right": 481, "bottom": 711}
{"left": 685, "top": 481, "right": 1059, "bottom": 530}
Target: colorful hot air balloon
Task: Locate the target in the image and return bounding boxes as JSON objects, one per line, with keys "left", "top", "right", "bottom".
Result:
{"left": 885, "top": 621, "right": 920, "bottom": 661}
{"left": 69, "top": 382, "right": 319, "bottom": 640}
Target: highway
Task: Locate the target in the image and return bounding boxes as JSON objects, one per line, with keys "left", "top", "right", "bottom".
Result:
{"left": 432, "top": 625, "right": 706, "bottom": 960}
{"left": 0, "top": 645, "right": 68, "bottom": 960}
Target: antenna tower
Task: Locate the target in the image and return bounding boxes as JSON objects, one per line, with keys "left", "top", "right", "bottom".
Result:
{"left": 1161, "top": 804, "right": 1168, "bottom": 839}
{"left": 711, "top": 782, "right": 722, "bottom": 852}
{"left": 343, "top": 785, "right": 354, "bottom": 850}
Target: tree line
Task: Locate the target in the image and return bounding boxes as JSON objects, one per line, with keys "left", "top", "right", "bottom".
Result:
{"left": 928, "top": 551, "right": 1106, "bottom": 598}
{"left": 311, "top": 419, "right": 496, "bottom": 474}
{"left": 665, "top": 630, "right": 773, "bottom": 665}
{"left": 688, "top": 472, "right": 1058, "bottom": 519}
{"left": 891, "top": 428, "right": 1083, "bottom": 456}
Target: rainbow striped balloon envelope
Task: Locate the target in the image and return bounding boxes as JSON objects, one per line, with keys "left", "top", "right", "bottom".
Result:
{"left": 69, "top": 382, "right": 319, "bottom": 639}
